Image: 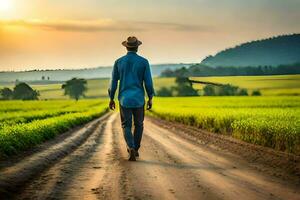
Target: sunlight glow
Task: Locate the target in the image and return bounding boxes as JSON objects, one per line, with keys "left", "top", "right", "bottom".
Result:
{"left": 0, "top": 0, "right": 12, "bottom": 12}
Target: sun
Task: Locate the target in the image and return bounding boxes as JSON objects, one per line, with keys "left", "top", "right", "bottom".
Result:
{"left": 0, "top": 0, "right": 12, "bottom": 12}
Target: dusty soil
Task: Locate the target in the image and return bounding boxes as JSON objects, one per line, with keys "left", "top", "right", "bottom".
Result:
{"left": 0, "top": 112, "right": 299, "bottom": 200}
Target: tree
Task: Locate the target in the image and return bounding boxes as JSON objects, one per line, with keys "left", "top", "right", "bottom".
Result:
{"left": 13, "top": 83, "right": 39, "bottom": 100}
{"left": 174, "top": 77, "right": 198, "bottom": 96}
{"left": 0, "top": 88, "right": 13, "bottom": 100}
{"left": 160, "top": 69, "right": 175, "bottom": 77}
{"left": 62, "top": 78, "right": 87, "bottom": 100}
{"left": 238, "top": 88, "right": 249, "bottom": 96}
{"left": 175, "top": 84, "right": 198, "bottom": 96}
{"left": 217, "top": 84, "right": 239, "bottom": 96}
{"left": 203, "top": 84, "right": 249, "bottom": 96}
{"left": 174, "top": 67, "right": 189, "bottom": 77}
{"left": 156, "top": 76, "right": 199, "bottom": 97}
{"left": 42, "top": 76, "right": 45, "bottom": 80}
{"left": 252, "top": 90, "right": 262, "bottom": 96}
{"left": 203, "top": 85, "right": 215, "bottom": 96}
{"left": 156, "top": 87, "right": 173, "bottom": 97}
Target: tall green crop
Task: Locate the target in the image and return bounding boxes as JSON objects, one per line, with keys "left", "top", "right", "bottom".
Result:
{"left": 0, "top": 100, "right": 109, "bottom": 156}
{"left": 149, "top": 97, "right": 300, "bottom": 154}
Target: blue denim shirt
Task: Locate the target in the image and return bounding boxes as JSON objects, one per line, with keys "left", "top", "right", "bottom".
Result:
{"left": 108, "top": 52, "right": 155, "bottom": 108}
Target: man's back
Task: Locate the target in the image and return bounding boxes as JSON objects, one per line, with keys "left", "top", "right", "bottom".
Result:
{"left": 109, "top": 52, "right": 154, "bottom": 108}
{"left": 108, "top": 36, "right": 154, "bottom": 161}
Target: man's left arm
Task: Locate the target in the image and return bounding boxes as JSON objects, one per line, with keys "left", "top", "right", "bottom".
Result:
{"left": 144, "top": 60, "right": 155, "bottom": 110}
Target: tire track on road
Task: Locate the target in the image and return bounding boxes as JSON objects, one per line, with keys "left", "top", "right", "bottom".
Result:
{"left": 0, "top": 113, "right": 111, "bottom": 199}
{"left": 15, "top": 113, "right": 117, "bottom": 199}
{"left": 99, "top": 114, "right": 213, "bottom": 200}
{"left": 4, "top": 111, "right": 300, "bottom": 200}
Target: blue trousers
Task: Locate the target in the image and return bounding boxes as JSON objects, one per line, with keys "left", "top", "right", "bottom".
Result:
{"left": 119, "top": 105, "right": 144, "bottom": 151}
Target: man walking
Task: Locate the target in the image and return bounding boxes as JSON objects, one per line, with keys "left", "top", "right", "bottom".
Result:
{"left": 108, "top": 36, "right": 155, "bottom": 161}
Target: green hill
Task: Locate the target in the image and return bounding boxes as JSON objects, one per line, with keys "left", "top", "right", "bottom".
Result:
{"left": 201, "top": 34, "right": 300, "bottom": 67}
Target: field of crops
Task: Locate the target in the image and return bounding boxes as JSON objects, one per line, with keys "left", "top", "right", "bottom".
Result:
{"left": 191, "top": 75, "right": 300, "bottom": 96}
{"left": 0, "top": 100, "right": 108, "bottom": 157}
{"left": 150, "top": 96, "right": 300, "bottom": 154}
{"left": 31, "top": 74, "right": 300, "bottom": 98}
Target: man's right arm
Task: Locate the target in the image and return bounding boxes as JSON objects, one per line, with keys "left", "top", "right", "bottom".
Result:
{"left": 108, "top": 60, "right": 119, "bottom": 110}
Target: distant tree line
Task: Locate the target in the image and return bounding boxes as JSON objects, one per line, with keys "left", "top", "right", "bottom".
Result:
{"left": 202, "top": 85, "right": 261, "bottom": 96}
{"left": 156, "top": 77, "right": 261, "bottom": 97}
{"left": 41, "top": 76, "right": 50, "bottom": 80}
{"left": 161, "top": 63, "right": 300, "bottom": 77}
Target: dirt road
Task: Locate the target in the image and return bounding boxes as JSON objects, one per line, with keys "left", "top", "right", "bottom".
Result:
{"left": 1, "top": 112, "right": 300, "bottom": 200}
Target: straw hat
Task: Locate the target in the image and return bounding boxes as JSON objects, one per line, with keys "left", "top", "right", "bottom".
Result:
{"left": 122, "top": 36, "right": 142, "bottom": 48}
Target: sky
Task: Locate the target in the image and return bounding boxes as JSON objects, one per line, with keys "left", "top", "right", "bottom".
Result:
{"left": 0, "top": 0, "right": 299, "bottom": 71}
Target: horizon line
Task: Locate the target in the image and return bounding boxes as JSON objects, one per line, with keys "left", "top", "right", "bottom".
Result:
{"left": 0, "top": 62, "right": 195, "bottom": 73}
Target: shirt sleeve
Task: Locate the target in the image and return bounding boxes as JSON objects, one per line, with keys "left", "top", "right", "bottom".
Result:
{"left": 108, "top": 60, "right": 119, "bottom": 100}
{"left": 144, "top": 60, "right": 155, "bottom": 99}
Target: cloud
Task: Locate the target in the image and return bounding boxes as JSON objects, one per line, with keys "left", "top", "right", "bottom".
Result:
{"left": 0, "top": 19, "right": 137, "bottom": 32}
{"left": 0, "top": 19, "right": 212, "bottom": 32}
{"left": 134, "top": 21, "right": 212, "bottom": 31}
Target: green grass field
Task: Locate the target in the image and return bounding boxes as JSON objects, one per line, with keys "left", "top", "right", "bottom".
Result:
{"left": 29, "top": 74, "right": 300, "bottom": 98}
{"left": 2, "top": 74, "right": 300, "bottom": 99}
{"left": 149, "top": 96, "right": 300, "bottom": 154}
{"left": 0, "top": 100, "right": 108, "bottom": 156}
{"left": 1, "top": 74, "right": 300, "bottom": 155}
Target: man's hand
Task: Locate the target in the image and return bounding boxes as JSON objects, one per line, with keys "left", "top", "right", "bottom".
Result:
{"left": 146, "top": 99, "right": 152, "bottom": 110}
{"left": 109, "top": 100, "right": 116, "bottom": 110}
